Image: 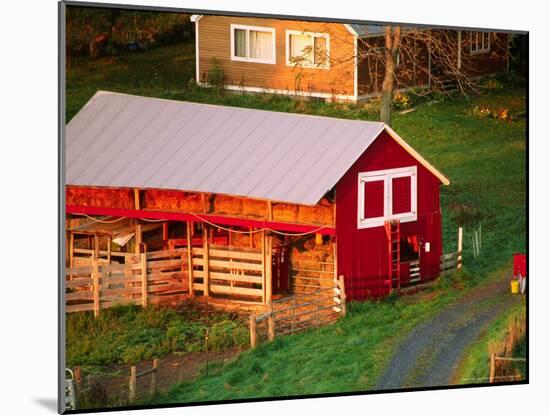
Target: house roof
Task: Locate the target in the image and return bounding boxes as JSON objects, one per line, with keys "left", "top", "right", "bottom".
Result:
{"left": 346, "top": 24, "right": 386, "bottom": 37}
{"left": 66, "top": 91, "right": 449, "bottom": 206}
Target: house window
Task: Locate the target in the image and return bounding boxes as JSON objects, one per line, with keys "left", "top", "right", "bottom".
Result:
{"left": 230, "top": 24, "right": 276, "bottom": 64}
{"left": 286, "top": 30, "right": 330, "bottom": 68}
{"left": 357, "top": 166, "right": 417, "bottom": 229}
{"left": 470, "top": 31, "right": 491, "bottom": 54}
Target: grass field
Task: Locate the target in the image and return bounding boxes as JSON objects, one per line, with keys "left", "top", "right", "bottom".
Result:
{"left": 66, "top": 43, "right": 526, "bottom": 401}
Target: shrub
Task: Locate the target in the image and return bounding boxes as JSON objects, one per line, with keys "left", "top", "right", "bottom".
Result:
{"left": 393, "top": 92, "right": 412, "bottom": 110}
{"left": 207, "top": 58, "right": 225, "bottom": 94}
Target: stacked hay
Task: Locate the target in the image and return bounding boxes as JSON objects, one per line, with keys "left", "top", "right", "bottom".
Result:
{"left": 230, "top": 231, "right": 263, "bottom": 249}
{"left": 290, "top": 236, "right": 335, "bottom": 293}
{"left": 272, "top": 203, "right": 298, "bottom": 223}
{"left": 66, "top": 186, "right": 134, "bottom": 209}
{"left": 212, "top": 194, "right": 242, "bottom": 216}
{"left": 241, "top": 198, "right": 268, "bottom": 218}
{"left": 296, "top": 198, "right": 334, "bottom": 226}
{"left": 143, "top": 190, "right": 202, "bottom": 212}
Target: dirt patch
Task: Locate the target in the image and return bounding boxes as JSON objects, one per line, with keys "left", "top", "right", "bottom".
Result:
{"left": 76, "top": 347, "right": 244, "bottom": 410}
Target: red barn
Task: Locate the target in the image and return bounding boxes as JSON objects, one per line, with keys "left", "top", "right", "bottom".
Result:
{"left": 65, "top": 91, "right": 449, "bottom": 307}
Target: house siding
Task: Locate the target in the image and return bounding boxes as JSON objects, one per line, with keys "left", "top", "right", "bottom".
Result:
{"left": 197, "top": 16, "right": 356, "bottom": 97}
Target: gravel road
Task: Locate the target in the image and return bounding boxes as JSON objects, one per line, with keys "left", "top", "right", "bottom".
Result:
{"left": 375, "top": 277, "right": 521, "bottom": 390}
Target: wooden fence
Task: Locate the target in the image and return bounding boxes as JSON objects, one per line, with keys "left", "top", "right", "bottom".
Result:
{"left": 66, "top": 244, "right": 267, "bottom": 315}
{"left": 440, "top": 251, "right": 462, "bottom": 277}
{"left": 190, "top": 244, "right": 265, "bottom": 303}
{"left": 249, "top": 275, "right": 346, "bottom": 347}
{"left": 66, "top": 248, "right": 188, "bottom": 316}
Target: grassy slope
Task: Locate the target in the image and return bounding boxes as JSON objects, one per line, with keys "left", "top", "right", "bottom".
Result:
{"left": 67, "top": 44, "right": 526, "bottom": 400}
{"left": 456, "top": 297, "right": 526, "bottom": 384}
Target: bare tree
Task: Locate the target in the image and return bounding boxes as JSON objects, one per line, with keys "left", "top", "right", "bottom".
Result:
{"left": 380, "top": 26, "right": 402, "bottom": 125}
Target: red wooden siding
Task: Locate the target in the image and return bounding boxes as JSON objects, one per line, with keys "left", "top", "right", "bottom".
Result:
{"left": 335, "top": 130, "right": 442, "bottom": 300}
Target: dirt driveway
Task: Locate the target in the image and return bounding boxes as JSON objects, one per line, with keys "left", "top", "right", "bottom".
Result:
{"left": 375, "top": 276, "right": 522, "bottom": 390}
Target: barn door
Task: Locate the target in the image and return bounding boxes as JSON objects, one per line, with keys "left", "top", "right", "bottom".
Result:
{"left": 272, "top": 244, "right": 290, "bottom": 293}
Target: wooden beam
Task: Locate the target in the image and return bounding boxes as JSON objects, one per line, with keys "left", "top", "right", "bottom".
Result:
{"left": 267, "top": 200, "right": 272, "bottom": 220}
{"left": 186, "top": 221, "right": 194, "bottom": 296}
{"left": 92, "top": 261, "right": 100, "bottom": 318}
{"left": 69, "top": 232, "right": 74, "bottom": 269}
{"left": 135, "top": 223, "right": 142, "bottom": 254}
{"left": 249, "top": 316, "right": 257, "bottom": 348}
{"left": 457, "top": 226, "right": 463, "bottom": 270}
{"left": 202, "top": 224, "right": 210, "bottom": 296}
{"left": 265, "top": 234, "right": 273, "bottom": 305}
{"left": 133, "top": 188, "right": 141, "bottom": 210}
{"left": 141, "top": 253, "right": 148, "bottom": 308}
{"left": 261, "top": 230, "right": 266, "bottom": 304}
{"left": 93, "top": 233, "right": 99, "bottom": 261}
{"left": 162, "top": 222, "right": 169, "bottom": 250}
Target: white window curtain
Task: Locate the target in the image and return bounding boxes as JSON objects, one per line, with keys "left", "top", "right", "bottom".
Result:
{"left": 249, "top": 30, "right": 273, "bottom": 60}
{"left": 289, "top": 34, "right": 313, "bottom": 63}
{"left": 234, "top": 29, "right": 246, "bottom": 57}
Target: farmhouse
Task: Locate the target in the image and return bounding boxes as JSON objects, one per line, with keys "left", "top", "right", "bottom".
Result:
{"left": 65, "top": 91, "right": 451, "bottom": 314}
{"left": 191, "top": 14, "right": 509, "bottom": 101}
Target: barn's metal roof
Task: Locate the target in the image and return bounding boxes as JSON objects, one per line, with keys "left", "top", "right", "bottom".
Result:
{"left": 66, "top": 91, "right": 448, "bottom": 206}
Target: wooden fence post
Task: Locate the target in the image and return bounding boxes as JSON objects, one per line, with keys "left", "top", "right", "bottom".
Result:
{"left": 489, "top": 353, "right": 496, "bottom": 383}
{"left": 457, "top": 226, "right": 463, "bottom": 269}
{"left": 187, "top": 222, "right": 194, "bottom": 296}
{"left": 150, "top": 359, "right": 158, "bottom": 395}
{"left": 249, "top": 316, "right": 257, "bottom": 348}
{"left": 92, "top": 260, "right": 100, "bottom": 318}
{"left": 141, "top": 253, "right": 148, "bottom": 308}
{"left": 203, "top": 225, "right": 210, "bottom": 297}
{"left": 338, "top": 275, "right": 347, "bottom": 316}
{"left": 129, "top": 365, "right": 136, "bottom": 403}
{"left": 268, "top": 305, "right": 275, "bottom": 341}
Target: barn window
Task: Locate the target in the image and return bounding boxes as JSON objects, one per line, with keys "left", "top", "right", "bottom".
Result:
{"left": 286, "top": 30, "right": 330, "bottom": 68}
{"left": 230, "top": 24, "right": 276, "bottom": 64}
{"left": 358, "top": 166, "right": 417, "bottom": 229}
{"left": 470, "top": 31, "right": 491, "bottom": 54}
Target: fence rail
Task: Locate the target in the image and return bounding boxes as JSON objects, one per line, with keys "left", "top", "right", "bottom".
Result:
{"left": 65, "top": 248, "right": 189, "bottom": 316}
{"left": 440, "top": 250, "right": 462, "bottom": 277}
{"left": 249, "top": 275, "right": 346, "bottom": 348}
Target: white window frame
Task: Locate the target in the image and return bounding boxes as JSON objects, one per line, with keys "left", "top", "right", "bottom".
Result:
{"left": 357, "top": 166, "right": 418, "bottom": 229}
{"left": 470, "top": 31, "right": 491, "bottom": 55}
{"left": 285, "top": 30, "right": 330, "bottom": 69}
{"left": 230, "top": 24, "right": 276, "bottom": 64}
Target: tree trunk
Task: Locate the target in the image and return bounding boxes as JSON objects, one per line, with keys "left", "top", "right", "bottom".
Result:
{"left": 379, "top": 26, "right": 402, "bottom": 126}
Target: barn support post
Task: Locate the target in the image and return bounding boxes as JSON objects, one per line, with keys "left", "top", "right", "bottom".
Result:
{"left": 338, "top": 275, "right": 347, "bottom": 316}
{"left": 93, "top": 233, "right": 99, "bottom": 261}
{"left": 186, "top": 221, "right": 194, "bottom": 296}
{"left": 203, "top": 224, "right": 210, "bottom": 296}
{"left": 69, "top": 231, "right": 74, "bottom": 269}
{"left": 162, "top": 222, "right": 169, "bottom": 250}
{"left": 265, "top": 233, "right": 273, "bottom": 305}
{"left": 141, "top": 253, "right": 148, "bottom": 308}
{"left": 261, "top": 230, "right": 266, "bottom": 304}
{"left": 106, "top": 236, "right": 112, "bottom": 265}
{"left": 135, "top": 223, "right": 142, "bottom": 254}
{"left": 457, "top": 226, "right": 463, "bottom": 270}
{"left": 92, "top": 260, "right": 100, "bottom": 318}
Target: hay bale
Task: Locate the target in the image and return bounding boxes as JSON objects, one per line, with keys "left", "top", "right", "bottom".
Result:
{"left": 213, "top": 195, "right": 242, "bottom": 216}
{"left": 297, "top": 204, "right": 333, "bottom": 225}
{"left": 273, "top": 203, "right": 298, "bottom": 222}
{"left": 144, "top": 190, "right": 203, "bottom": 212}
{"left": 241, "top": 199, "right": 267, "bottom": 218}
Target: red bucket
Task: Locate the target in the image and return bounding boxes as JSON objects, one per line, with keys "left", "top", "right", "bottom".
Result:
{"left": 513, "top": 253, "right": 526, "bottom": 278}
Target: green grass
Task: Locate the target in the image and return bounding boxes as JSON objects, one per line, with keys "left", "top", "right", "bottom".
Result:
{"left": 456, "top": 297, "right": 526, "bottom": 384}
{"left": 66, "top": 302, "right": 249, "bottom": 368}
{"left": 67, "top": 43, "right": 526, "bottom": 399}
{"left": 151, "top": 290, "right": 460, "bottom": 403}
